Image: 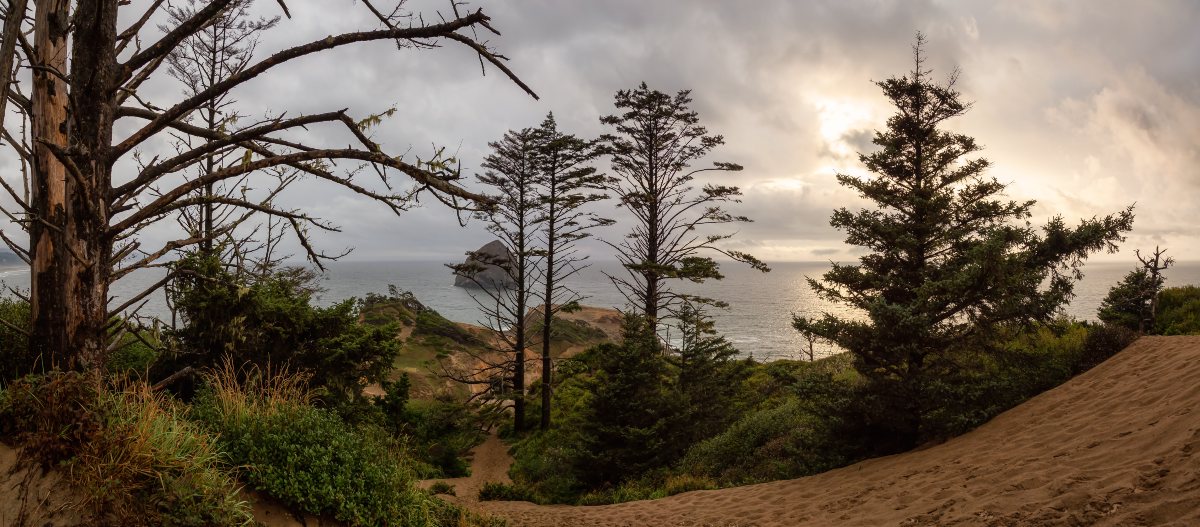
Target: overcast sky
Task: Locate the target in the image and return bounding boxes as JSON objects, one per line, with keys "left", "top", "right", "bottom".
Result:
{"left": 62, "top": 1, "right": 1200, "bottom": 264}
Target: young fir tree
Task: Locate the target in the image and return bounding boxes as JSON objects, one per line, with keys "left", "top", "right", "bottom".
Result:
{"left": 600, "top": 83, "right": 768, "bottom": 332}
{"left": 531, "top": 113, "right": 611, "bottom": 430}
{"left": 794, "top": 34, "right": 1134, "bottom": 451}
{"left": 666, "top": 303, "right": 749, "bottom": 456}
{"left": 449, "top": 127, "right": 543, "bottom": 433}
{"left": 573, "top": 315, "right": 675, "bottom": 489}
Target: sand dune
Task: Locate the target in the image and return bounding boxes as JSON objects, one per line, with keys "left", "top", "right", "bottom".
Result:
{"left": 478, "top": 336, "right": 1200, "bottom": 526}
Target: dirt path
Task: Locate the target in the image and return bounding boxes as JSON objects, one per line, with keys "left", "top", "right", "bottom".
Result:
{"left": 418, "top": 431, "right": 514, "bottom": 504}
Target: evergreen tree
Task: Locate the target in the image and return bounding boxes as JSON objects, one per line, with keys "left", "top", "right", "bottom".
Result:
{"left": 667, "top": 303, "right": 749, "bottom": 455}
{"left": 1098, "top": 246, "right": 1173, "bottom": 332}
{"left": 449, "top": 127, "right": 543, "bottom": 433}
{"left": 573, "top": 315, "right": 676, "bottom": 488}
{"left": 531, "top": 113, "right": 611, "bottom": 430}
{"left": 794, "top": 34, "right": 1134, "bottom": 451}
{"left": 600, "top": 83, "right": 768, "bottom": 332}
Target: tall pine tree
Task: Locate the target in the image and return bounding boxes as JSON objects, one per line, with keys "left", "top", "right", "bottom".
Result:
{"left": 795, "top": 34, "right": 1133, "bottom": 451}
{"left": 450, "top": 127, "right": 543, "bottom": 433}
{"left": 600, "top": 83, "right": 768, "bottom": 332}
{"left": 532, "top": 113, "right": 611, "bottom": 430}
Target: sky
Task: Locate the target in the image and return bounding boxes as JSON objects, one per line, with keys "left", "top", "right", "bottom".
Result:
{"left": 10, "top": 0, "right": 1200, "bottom": 265}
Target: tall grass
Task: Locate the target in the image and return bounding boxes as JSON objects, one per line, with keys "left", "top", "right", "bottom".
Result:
{"left": 77, "top": 383, "right": 253, "bottom": 526}
{"left": 0, "top": 371, "right": 253, "bottom": 526}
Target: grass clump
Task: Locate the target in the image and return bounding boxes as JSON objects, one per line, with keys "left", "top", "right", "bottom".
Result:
{"left": 478, "top": 482, "right": 537, "bottom": 502}
{"left": 427, "top": 481, "right": 456, "bottom": 496}
{"left": 0, "top": 372, "right": 253, "bottom": 526}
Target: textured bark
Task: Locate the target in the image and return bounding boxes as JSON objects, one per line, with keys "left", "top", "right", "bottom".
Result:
{"left": 29, "top": 0, "right": 119, "bottom": 369}
{"left": 29, "top": 0, "right": 72, "bottom": 368}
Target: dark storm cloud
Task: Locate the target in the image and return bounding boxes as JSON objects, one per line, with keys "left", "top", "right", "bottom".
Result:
{"left": 32, "top": 0, "right": 1193, "bottom": 265}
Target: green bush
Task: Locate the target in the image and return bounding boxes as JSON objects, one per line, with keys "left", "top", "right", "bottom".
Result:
{"left": 478, "top": 481, "right": 537, "bottom": 502}
{"left": 162, "top": 253, "right": 399, "bottom": 414}
{"left": 1078, "top": 323, "right": 1137, "bottom": 372}
{"left": 196, "top": 399, "right": 417, "bottom": 525}
{"left": 507, "top": 428, "right": 584, "bottom": 503}
{"left": 678, "top": 396, "right": 847, "bottom": 486}
{"left": 1156, "top": 286, "right": 1200, "bottom": 335}
{"left": 189, "top": 363, "right": 478, "bottom": 526}
{"left": 414, "top": 309, "right": 480, "bottom": 346}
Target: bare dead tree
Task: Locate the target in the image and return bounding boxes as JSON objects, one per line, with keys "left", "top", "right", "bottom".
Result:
{"left": 448, "top": 126, "right": 543, "bottom": 433}
{"left": 159, "top": 0, "right": 291, "bottom": 267}
{"left": 1136, "top": 246, "right": 1174, "bottom": 332}
{"left": 1, "top": 0, "right": 536, "bottom": 371}
{"left": 599, "top": 83, "right": 768, "bottom": 334}
{"left": 531, "top": 113, "right": 609, "bottom": 429}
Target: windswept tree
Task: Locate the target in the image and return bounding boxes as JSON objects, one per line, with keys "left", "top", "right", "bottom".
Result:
{"left": 531, "top": 113, "right": 610, "bottom": 429}
{"left": 449, "top": 127, "right": 543, "bottom": 433}
{"left": 1098, "top": 246, "right": 1174, "bottom": 332}
{"left": 794, "top": 34, "right": 1133, "bottom": 451}
{"left": 0, "top": 0, "right": 535, "bottom": 371}
{"left": 600, "top": 83, "right": 768, "bottom": 332}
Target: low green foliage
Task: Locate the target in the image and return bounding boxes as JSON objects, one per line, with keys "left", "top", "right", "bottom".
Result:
{"left": 1156, "top": 286, "right": 1200, "bottom": 335}
{"left": 188, "top": 362, "right": 483, "bottom": 526}
{"left": 427, "top": 481, "right": 456, "bottom": 496}
{"left": 506, "top": 428, "right": 584, "bottom": 503}
{"left": 413, "top": 309, "right": 481, "bottom": 346}
{"left": 162, "top": 253, "right": 399, "bottom": 414}
{"left": 525, "top": 316, "right": 607, "bottom": 346}
{"left": 478, "top": 482, "right": 537, "bottom": 502}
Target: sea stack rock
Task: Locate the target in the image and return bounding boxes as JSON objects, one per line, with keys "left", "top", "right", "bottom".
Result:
{"left": 453, "top": 240, "right": 516, "bottom": 288}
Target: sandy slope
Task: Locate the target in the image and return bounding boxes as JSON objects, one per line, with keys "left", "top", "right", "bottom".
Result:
{"left": 478, "top": 336, "right": 1200, "bottom": 526}
{"left": 0, "top": 444, "right": 83, "bottom": 527}
{"left": 418, "top": 432, "right": 514, "bottom": 505}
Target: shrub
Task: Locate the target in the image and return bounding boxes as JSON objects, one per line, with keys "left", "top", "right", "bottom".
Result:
{"left": 162, "top": 253, "right": 399, "bottom": 411}
{"left": 428, "top": 481, "right": 456, "bottom": 496}
{"left": 0, "top": 371, "right": 103, "bottom": 467}
{"left": 414, "top": 309, "right": 481, "bottom": 346}
{"left": 190, "top": 362, "right": 466, "bottom": 526}
{"left": 0, "top": 373, "right": 252, "bottom": 526}
{"left": 80, "top": 385, "right": 252, "bottom": 526}
{"left": 1156, "top": 286, "right": 1200, "bottom": 335}
{"left": 478, "top": 482, "right": 537, "bottom": 502}
{"left": 507, "top": 428, "right": 584, "bottom": 503}
{"left": 1077, "top": 323, "right": 1137, "bottom": 373}
{"left": 678, "top": 396, "right": 847, "bottom": 486}
{"left": 400, "top": 397, "right": 482, "bottom": 478}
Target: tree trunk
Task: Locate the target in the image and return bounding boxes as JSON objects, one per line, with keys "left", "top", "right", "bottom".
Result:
{"left": 540, "top": 249, "right": 554, "bottom": 430}
{"left": 30, "top": 0, "right": 73, "bottom": 368}
{"left": 29, "top": 0, "right": 117, "bottom": 370}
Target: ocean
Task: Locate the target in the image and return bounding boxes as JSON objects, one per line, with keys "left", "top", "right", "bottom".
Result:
{"left": 2, "top": 260, "right": 1197, "bottom": 362}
